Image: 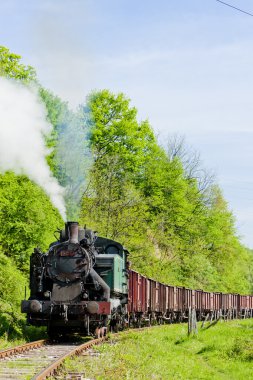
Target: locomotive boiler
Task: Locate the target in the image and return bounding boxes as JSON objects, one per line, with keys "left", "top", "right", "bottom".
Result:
{"left": 21, "top": 221, "right": 128, "bottom": 338}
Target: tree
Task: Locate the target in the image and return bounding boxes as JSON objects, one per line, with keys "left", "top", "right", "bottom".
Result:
{"left": 0, "top": 45, "right": 36, "bottom": 82}
{"left": 85, "top": 91, "right": 155, "bottom": 163}
{"left": 80, "top": 90, "right": 160, "bottom": 270}
{"left": 0, "top": 172, "right": 62, "bottom": 270}
{"left": 167, "top": 134, "right": 215, "bottom": 196}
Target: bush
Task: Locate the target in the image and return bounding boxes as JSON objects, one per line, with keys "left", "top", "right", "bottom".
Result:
{"left": 0, "top": 250, "right": 27, "bottom": 338}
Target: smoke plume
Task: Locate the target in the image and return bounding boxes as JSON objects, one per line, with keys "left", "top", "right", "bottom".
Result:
{"left": 0, "top": 77, "right": 66, "bottom": 219}
{"left": 55, "top": 109, "right": 91, "bottom": 220}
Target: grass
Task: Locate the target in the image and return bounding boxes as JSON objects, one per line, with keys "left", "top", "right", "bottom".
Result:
{"left": 0, "top": 326, "right": 47, "bottom": 350}
{"left": 0, "top": 336, "right": 27, "bottom": 350}
{"left": 58, "top": 319, "right": 253, "bottom": 380}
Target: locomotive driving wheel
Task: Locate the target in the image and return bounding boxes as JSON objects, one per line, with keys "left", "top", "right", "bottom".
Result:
{"left": 94, "top": 326, "right": 107, "bottom": 338}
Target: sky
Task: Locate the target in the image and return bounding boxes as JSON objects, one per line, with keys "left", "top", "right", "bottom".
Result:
{"left": 1, "top": 0, "right": 253, "bottom": 247}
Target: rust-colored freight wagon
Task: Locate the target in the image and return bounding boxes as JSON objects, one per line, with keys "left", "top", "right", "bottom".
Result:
{"left": 222, "top": 293, "right": 229, "bottom": 311}
{"left": 176, "top": 286, "right": 184, "bottom": 315}
{"left": 194, "top": 290, "right": 203, "bottom": 315}
{"left": 139, "top": 274, "right": 149, "bottom": 313}
{"left": 249, "top": 295, "right": 253, "bottom": 310}
{"left": 202, "top": 291, "right": 211, "bottom": 313}
{"left": 238, "top": 295, "right": 248, "bottom": 312}
{"left": 166, "top": 286, "right": 176, "bottom": 312}
{"left": 183, "top": 288, "right": 193, "bottom": 312}
{"left": 128, "top": 270, "right": 148, "bottom": 313}
{"left": 231, "top": 294, "right": 238, "bottom": 311}
{"left": 158, "top": 283, "right": 167, "bottom": 314}
{"left": 149, "top": 280, "right": 160, "bottom": 313}
{"left": 212, "top": 292, "right": 222, "bottom": 311}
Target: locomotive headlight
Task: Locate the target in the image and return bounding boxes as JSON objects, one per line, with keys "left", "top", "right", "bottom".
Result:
{"left": 87, "top": 301, "right": 99, "bottom": 314}
{"left": 30, "top": 300, "right": 42, "bottom": 313}
{"left": 43, "top": 291, "right": 51, "bottom": 298}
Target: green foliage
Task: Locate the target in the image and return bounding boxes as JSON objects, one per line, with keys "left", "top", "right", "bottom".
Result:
{"left": 0, "top": 172, "right": 63, "bottom": 270}
{"left": 0, "top": 250, "right": 27, "bottom": 338}
{"left": 0, "top": 45, "right": 36, "bottom": 82}
{"left": 0, "top": 171, "right": 62, "bottom": 340}
{"left": 86, "top": 90, "right": 155, "bottom": 171}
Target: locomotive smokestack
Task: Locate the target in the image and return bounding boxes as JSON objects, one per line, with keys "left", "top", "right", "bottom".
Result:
{"left": 67, "top": 221, "right": 79, "bottom": 244}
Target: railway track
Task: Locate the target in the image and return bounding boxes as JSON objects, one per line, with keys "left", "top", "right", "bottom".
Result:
{"left": 0, "top": 337, "right": 107, "bottom": 380}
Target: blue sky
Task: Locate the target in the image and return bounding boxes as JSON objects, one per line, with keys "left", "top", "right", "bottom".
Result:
{"left": 1, "top": 0, "right": 253, "bottom": 247}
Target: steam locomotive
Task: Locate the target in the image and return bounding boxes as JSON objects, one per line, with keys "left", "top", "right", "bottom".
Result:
{"left": 21, "top": 221, "right": 128, "bottom": 338}
{"left": 21, "top": 221, "right": 253, "bottom": 338}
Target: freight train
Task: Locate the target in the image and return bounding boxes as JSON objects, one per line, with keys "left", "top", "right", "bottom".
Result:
{"left": 21, "top": 222, "right": 253, "bottom": 338}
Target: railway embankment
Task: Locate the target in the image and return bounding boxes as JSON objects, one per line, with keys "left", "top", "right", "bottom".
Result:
{"left": 58, "top": 320, "right": 253, "bottom": 380}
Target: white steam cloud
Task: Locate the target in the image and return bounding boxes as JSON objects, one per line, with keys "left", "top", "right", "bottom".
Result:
{"left": 0, "top": 77, "right": 66, "bottom": 219}
{"left": 55, "top": 110, "right": 91, "bottom": 220}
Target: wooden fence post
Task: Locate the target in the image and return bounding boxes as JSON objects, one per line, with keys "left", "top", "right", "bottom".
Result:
{"left": 188, "top": 307, "right": 197, "bottom": 336}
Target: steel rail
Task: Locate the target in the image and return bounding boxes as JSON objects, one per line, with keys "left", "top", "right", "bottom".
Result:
{"left": 32, "top": 336, "right": 108, "bottom": 380}
{"left": 0, "top": 328, "right": 151, "bottom": 379}
{"left": 0, "top": 339, "right": 47, "bottom": 359}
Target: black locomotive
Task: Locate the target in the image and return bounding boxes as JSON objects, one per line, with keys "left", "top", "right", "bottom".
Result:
{"left": 21, "top": 221, "right": 128, "bottom": 338}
